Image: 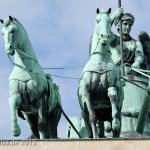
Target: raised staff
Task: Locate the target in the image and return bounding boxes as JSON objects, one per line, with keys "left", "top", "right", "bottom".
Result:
{"left": 118, "top": 0, "right": 124, "bottom": 75}
{"left": 110, "top": 5, "right": 144, "bottom": 75}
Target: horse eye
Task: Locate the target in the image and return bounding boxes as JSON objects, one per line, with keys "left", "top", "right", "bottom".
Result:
{"left": 129, "top": 24, "right": 132, "bottom": 27}
{"left": 96, "top": 20, "right": 100, "bottom": 24}
{"left": 124, "top": 23, "right": 127, "bottom": 26}
{"left": 10, "top": 28, "right": 15, "bottom": 33}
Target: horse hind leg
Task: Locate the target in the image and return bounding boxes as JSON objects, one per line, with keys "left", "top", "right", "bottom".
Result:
{"left": 47, "top": 104, "right": 62, "bottom": 138}
{"left": 9, "top": 93, "right": 21, "bottom": 137}
{"left": 37, "top": 95, "right": 47, "bottom": 139}
{"left": 107, "top": 87, "right": 121, "bottom": 135}
{"left": 23, "top": 113, "right": 39, "bottom": 139}
{"left": 96, "top": 121, "right": 105, "bottom": 138}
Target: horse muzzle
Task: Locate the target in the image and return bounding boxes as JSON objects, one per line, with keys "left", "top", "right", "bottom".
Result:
{"left": 102, "top": 42, "right": 107, "bottom": 47}
{"left": 4, "top": 44, "right": 14, "bottom": 55}
{"left": 101, "top": 41, "right": 108, "bottom": 47}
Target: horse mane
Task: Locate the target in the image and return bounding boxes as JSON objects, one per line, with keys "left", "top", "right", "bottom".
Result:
{"left": 5, "top": 17, "right": 38, "bottom": 61}
{"left": 13, "top": 18, "right": 29, "bottom": 37}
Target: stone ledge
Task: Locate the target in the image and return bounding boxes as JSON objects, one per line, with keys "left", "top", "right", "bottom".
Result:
{"left": 0, "top": 139, "right": 150, "bottom": 150}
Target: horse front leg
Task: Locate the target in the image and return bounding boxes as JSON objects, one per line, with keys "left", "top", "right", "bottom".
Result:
{"left": 37, "top": 96, "right": 47, "bottom": 139}
{"left": 83, "top": 90, "right": 98, "bottom": 138}
{"left": 108, "top": 87, "right": 120, "bottom": 134}
{"left": 9, "top": 93, "right": 21, "bottom": 136}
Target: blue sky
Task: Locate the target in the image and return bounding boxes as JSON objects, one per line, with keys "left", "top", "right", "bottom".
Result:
{"left": 0, "top": 0, "right": 149, "bottom": 139}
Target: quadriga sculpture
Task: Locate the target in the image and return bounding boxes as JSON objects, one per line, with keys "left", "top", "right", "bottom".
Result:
{"left": 0, "top": 16, "right": 62, "bottom": 139}
{"left": 78, "top": 8, "right": 124, "bottom": 138}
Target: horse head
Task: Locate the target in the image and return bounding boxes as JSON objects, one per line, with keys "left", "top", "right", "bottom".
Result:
{"left": 1, "top": 16, "right": 24, "bottom": 56}
{"left": 94, "top": 8, "right": 111, "bottom": 47}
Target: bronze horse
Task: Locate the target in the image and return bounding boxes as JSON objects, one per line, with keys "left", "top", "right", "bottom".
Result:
{"left": 78, "top": 8, "right": 124, "bottom": 138}
{"left": 0, "top": 16, "right": 62, "bottom": 139}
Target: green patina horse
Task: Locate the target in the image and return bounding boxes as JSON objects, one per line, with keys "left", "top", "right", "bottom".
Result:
{"left": 78, "top": 8, "right": 124, "bottom": 138}
{"left": 0, "top": 16, "right": 62, "bottom": 139}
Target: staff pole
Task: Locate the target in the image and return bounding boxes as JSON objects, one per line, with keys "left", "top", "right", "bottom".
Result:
{"left": 118, "top": 0, "right": 125, "bottom": 75}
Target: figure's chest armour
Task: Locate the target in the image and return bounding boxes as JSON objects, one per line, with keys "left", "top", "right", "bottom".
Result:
{"left": 115, "top": 40, "right": 136, "bottom": 53}
{"left": 123, "top": 40, "right": 136, "bottom": 52}
{"left": 111, "top": 40, "right": 136, "bottom": 64}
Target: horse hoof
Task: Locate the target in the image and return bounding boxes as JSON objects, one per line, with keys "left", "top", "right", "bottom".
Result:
{"left": 104, "top": 121, "right": 112, "bottom": 133}
{"left": 93, "top": 135, "right": 99, "bottom": 139}
{"left": 11, "top": 124, "right": 21, "bottom": 137}
{"left": 112, "top": 119, "right": 120, "bottom": 131}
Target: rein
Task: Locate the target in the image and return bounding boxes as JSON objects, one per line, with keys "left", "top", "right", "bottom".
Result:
{"left": 15, "top": 47, "right": 38, "bottom": 63}
{"left": 83, "top": 69, "right": 118, "bottom": 75}
{"left": 7, "top": 47, "right": 38, "bottom": 72}
{"left": 90, "top": 38, "right": 100, "bottom": 56}
{"left": 119, "top": 63, "right": 150, "bottom": 91}
{"left": 8, "top": 54, "right": 29, "bottom": 72}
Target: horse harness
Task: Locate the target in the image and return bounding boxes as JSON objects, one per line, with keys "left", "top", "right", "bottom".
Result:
{"left": 8, "top": 47, "right": 38, "bottom": 72}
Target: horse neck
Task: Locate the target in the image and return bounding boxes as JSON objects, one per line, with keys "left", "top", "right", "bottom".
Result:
{"left": 14, "top": 37, "right": 38, "bottom": 67}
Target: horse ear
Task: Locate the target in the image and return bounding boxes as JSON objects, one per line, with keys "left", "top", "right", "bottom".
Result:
{"left": 96, "top": 8, "right": 100, "bottom": 14}
{"left": 0, "top": 19, "right": 4, "bottom": 24}
{"left": 9, "top": 16, "right": 13, "bottom": 21}
{"left": 108, "top": 8, "right": 111, "bottom": 14}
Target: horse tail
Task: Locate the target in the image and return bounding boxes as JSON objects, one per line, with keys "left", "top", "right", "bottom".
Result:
{"left": 46, "top": 74, "right": 62, "bottom": 114}
{"left": 45, "top": 74, "right": 62, "bottom": 138}
{"left": 46, "top": 102, "right": 62, "bottom": 138}
{"left": 46, "top": 74, "right": 81, "bottom": 138}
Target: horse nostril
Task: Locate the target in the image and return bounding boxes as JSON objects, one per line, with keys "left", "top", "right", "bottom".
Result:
{"left": 102, "top": 43, "right": 106, "bottom": 46}
{"left": 10, "top": 45, "right": 12, "bottom": 49}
